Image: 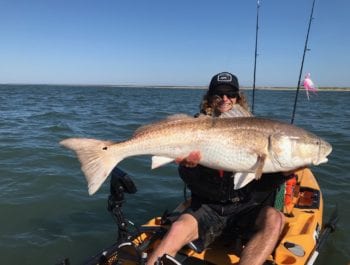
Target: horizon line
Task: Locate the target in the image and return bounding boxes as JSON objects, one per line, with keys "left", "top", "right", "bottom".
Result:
{"left": 0, "top": 83, "right": 349, "bottom": 90}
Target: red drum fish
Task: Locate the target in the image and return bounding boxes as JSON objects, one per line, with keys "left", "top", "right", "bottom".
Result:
{"left": 60, "top": 115, "right": 332, "bottom": 195}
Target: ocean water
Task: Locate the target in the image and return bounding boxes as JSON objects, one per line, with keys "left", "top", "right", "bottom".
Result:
{"left": 0, "top": 85, "right": 349, "bottom": 265}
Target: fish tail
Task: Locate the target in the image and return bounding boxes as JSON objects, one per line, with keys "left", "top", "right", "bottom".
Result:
{"left": 60, "top": 138, "right": 121, "bottom": 195}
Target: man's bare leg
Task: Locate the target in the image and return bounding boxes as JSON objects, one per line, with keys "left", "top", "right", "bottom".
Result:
{"left": 239, "top": 206, "right": 285, "bottom": 265}
{"left": 146, "top": 213, "right": 199, "bottom": 265}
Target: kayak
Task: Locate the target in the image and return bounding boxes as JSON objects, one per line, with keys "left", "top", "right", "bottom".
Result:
{"left": 75, "top": 167, "right": 337, "bottom": 265}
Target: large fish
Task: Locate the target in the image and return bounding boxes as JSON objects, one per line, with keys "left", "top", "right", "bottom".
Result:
{"left": 60, "top": 115, "right": 332, "bottom": 195}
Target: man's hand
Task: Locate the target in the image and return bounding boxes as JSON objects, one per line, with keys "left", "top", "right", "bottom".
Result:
{"left": 175, "top": 151, "right": 201, "bottom": 168}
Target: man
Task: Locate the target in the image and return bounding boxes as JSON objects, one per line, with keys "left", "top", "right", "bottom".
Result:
{"left": 147, "top": 72, "right": 285, "bottom": 265}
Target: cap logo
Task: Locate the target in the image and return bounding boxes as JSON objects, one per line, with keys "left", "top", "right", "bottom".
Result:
{"left": 217, "top": 73, "right": 232, "bottom": 83}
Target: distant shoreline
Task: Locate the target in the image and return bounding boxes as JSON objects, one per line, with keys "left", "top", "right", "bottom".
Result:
{"left": 242, "top": 87, "right": 350, "bottom": 92}
{"left": 1, "top": 83, "right": 350, "bottom": 91}
{"left": 142, "top": 86, "right": 350, "bottom": 92}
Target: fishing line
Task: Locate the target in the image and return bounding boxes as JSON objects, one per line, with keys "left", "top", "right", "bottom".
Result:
{"left": 290, "top": 0, "right": 316, "bottom": 124}
{"left": 251, "top": 0, "right": 261, "bottom": 114}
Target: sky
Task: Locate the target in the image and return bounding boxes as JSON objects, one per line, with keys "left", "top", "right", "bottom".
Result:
{"left": 0, "top": 0, "right": 349, "bottom": 87}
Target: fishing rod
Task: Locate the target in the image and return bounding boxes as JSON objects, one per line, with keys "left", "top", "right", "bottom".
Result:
{"left": 290, "top": 0, "right": 316, "bottom": 124}
{"left": 251, "top": 0, "right": 261, "bottom": 114}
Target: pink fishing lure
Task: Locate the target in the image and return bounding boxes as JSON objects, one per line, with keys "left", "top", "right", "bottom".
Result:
{"left": 303, "top": 73, "right": 317, "bottom": 100}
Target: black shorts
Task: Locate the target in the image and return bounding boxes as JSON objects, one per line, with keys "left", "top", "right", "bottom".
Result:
{"left": 185, "top": 196, "right": 271, "bottom": 249}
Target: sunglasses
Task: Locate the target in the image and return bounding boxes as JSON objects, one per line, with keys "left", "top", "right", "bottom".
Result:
{"left": 211, "top": 91, "right": 239, "bottom": 99}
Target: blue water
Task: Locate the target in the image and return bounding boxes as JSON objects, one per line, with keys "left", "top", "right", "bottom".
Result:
{"left": 0, "top": 85, "right": 349, "bottom": 264}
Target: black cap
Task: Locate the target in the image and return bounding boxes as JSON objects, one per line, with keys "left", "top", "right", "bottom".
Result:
{"left": 208, "top": 72, "right": 239, "bottom": 96}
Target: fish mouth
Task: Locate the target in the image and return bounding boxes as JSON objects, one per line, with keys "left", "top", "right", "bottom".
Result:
{"left": 313, "top": 139, "right": 332, "bottom": 165}
{"left": 313, "top": 157, "right": 328, "bottom": 165}
{"left": 323, "top": 141, "right": 333, "bottom": 157}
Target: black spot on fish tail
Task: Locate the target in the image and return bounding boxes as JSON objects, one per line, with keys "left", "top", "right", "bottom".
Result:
{"left": 102, "top": 147, "right": 108, "bottom": 150}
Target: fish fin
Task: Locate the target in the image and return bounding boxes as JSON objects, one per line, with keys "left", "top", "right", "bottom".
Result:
{"left": 234, "top": 154, "right": 267, "bottom": 189}
{"left": 255, "top": 154, "right": 267, "bottom": 180}
{"left": 60, "top": 138, "right": 120, "bottom": 195}
{"left": 234, "top": 172, "right": 257, "bottom": 190}
{"left": 151, "top": 156, "right": 175, "bottom": 169}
